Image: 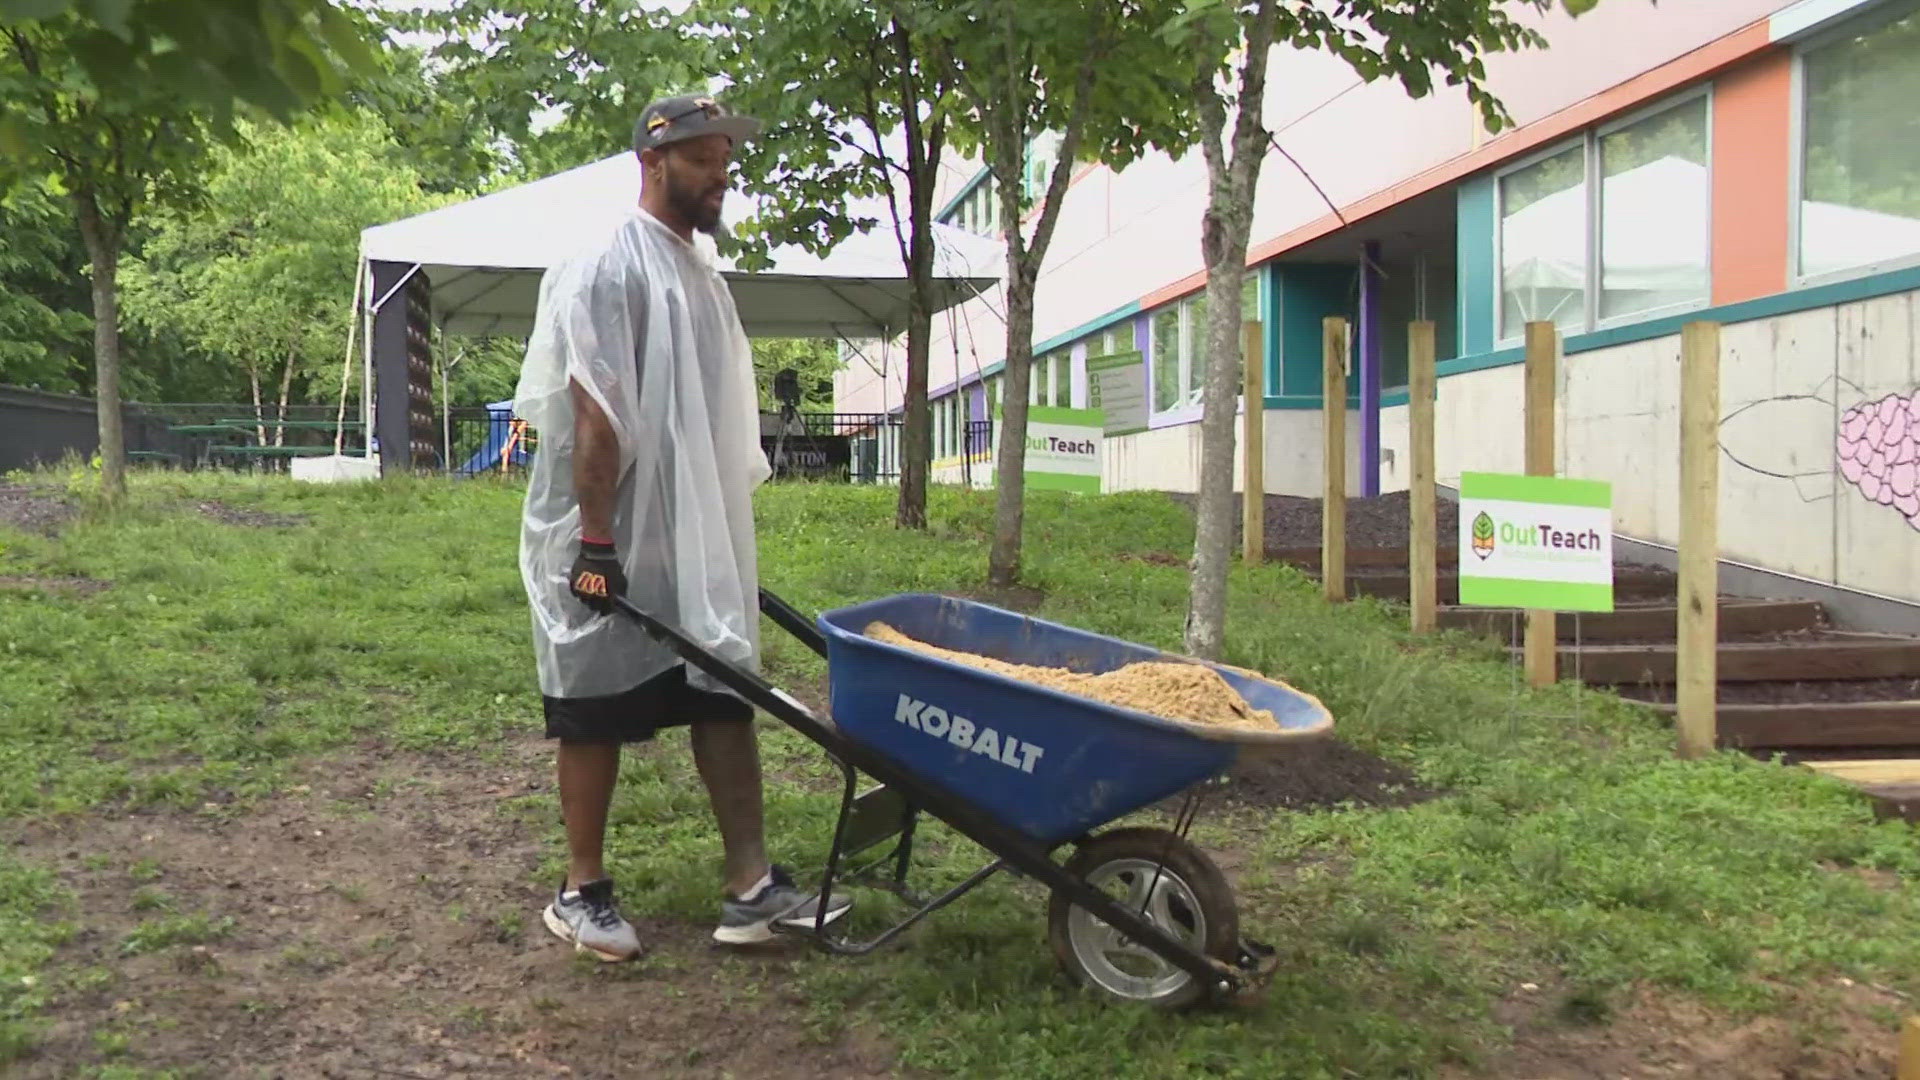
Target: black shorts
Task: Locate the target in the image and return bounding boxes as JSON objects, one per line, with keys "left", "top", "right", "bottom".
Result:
{"left": 542, "top": 664, "right": 754, "bottom": 743}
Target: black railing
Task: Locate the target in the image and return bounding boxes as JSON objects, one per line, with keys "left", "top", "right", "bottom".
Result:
{"left": 28, "top": 400, "right": 992, "bottom": 486}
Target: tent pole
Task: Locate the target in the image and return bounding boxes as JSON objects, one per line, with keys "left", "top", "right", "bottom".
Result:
{"left": 333, "top": 260, "right": 365, "bottom": 457}
{"left": 361, "top": 260, "right": 375, "bottom": 458}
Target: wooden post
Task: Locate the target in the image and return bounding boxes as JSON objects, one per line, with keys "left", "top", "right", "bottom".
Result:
{"left": 1524, "top": 322, "right": 1558, "bottom": 688}
{"left": 1899, "top": 1016, "right": 1920, "bottom": 1080}
{"left": 1323, "top": 317, "right": 1348, "bottom": 602}
{"left": 1243, "top": 319, "right": 1265, "bottom": 565}
{"left": 1408, "top": 321, "right": 1437, "bottom": 633}
{"left": 1677, "top": 320, "right": 1721, "bottom": 759}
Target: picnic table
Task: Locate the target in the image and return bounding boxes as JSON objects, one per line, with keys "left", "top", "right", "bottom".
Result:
{"left": 165, "top": 418, "right": 366, "bottom": 471}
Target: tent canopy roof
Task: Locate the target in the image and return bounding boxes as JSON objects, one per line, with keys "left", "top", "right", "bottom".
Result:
{"left": 359, "top": 153, "right": 1002, "bottom": 339}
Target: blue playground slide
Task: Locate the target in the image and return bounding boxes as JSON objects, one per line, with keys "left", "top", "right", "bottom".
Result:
{"left": 459, "top": 400, "right": 530, "bottom": 475}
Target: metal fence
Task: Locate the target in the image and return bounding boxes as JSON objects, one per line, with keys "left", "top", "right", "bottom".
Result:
{"left": 4, "top": 391, "right": 992, "bottom": 487}
{"left": 1, "top": 386, "right": 199, "bottom": 474}
{"left": 442, "top": 410, "right": 996, "bottom": 487}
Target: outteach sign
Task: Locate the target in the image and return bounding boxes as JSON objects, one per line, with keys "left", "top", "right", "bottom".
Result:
{"left": 1004, "top": 404, "right": 1104, "bottom": 494}
{"left": 1457, "top": 472, "right": 1615, "bottom": 612}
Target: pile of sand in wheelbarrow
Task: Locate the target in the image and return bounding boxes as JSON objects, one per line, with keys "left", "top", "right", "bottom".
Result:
{"left": 865, "top": 622, "right": 1280, "bottom": 732}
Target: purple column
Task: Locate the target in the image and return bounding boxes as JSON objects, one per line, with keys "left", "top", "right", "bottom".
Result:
{"left": 1358, "top": 240, "right": 1382, "bottom": 498}
{"left": 967, "top": 383, "right": 987, "bottom": 455}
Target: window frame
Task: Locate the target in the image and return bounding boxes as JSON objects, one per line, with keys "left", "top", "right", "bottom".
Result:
{"left": 1788, "top": 0, "right": 1920, "bottom": 288}
{"left": 1146, "top": 274, "right": 1263, "bottom": 428}
{"left": 1490, "top": 85, "right": 1715, "bottom": 347}
{"left": 1592, "top": 86, "right": 1715, "bottom": 330}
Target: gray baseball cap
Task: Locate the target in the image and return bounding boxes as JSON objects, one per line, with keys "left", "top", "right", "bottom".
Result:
{"left": 633, "top": 95, "right": 763, "bottom": 154}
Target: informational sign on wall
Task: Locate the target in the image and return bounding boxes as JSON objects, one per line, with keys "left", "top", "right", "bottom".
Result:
{"left": 1007, "top": 405, "right": 1105, "bottom": 494}
{"left": 1457, "top": 471, "right": 1615, "bottom": 612}
{"left": 1086, "top": 351, "right": 1148, "bottom": 437}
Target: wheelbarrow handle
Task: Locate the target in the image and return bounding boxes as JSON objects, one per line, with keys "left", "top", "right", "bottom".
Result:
{"left": 758, "top": 587, "right": 828, "bottom": 659}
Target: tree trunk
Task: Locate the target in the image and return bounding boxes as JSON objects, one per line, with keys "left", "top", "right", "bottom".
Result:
{"left": 248, "top": 367, "right": 265, "bottom": 447}
{"left": 887, "top": 17, "right": 944, "bottom": 532}
{"left": 274, "top": 346, "right": 296, "bottom": 448}
{"left": 988, "top": 276, "right": 1035, "bottom": 586}
{"left": 74, "top": 185, "right": 126, "bottom": 501}
{"left": 1186, "top": 0, "right": 1280, "bottom": 661}
{"left": 985, "top": 46, "right": 1099, "bottom": 588}
{"left": 897, "top": 227, "right": 935, "bottom": 530}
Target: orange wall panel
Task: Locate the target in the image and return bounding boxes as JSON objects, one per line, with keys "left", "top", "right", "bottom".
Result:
{"left": 1712, "top": 52, "right": 1793, "bottom": 305}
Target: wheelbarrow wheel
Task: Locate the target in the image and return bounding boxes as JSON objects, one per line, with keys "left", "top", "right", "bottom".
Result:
{"left": 1046, "top": 826, "right": 1238, "bottom": 1009}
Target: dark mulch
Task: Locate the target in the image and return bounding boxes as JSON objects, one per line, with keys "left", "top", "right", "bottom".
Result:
{"left": 189, "top": 499, "right": 306, "bottom": 528}
{"left": 1164, "top": 738, "right": 1440, "bottom": 813}
{"left": 1619, "top": 677, "right": 1920, "bottom": 706}
{"left": 1167, "top": 490, "right": 1458, "bottom": 553}
{"left": 1117, "top": 551, "right": 1185, "bottom": 568}
{"left": 0, "top": 484, "right": 76, "bottom": 535}
{"left": 0, "top": 574, "right": 109, "bottom": 594}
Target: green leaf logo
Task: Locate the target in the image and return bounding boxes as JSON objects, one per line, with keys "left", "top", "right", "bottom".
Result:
{"left": 1471, "top": 512, "right": 1496, "bottom": 560}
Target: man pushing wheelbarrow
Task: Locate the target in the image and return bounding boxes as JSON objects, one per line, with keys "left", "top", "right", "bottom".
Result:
{"left": 509, "top": 100, "right": 1325, "bottom": 1011}
{"left": 512, "top": 95, "right": 851, "bottom": 963}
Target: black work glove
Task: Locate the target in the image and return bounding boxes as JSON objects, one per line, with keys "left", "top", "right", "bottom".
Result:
{"left": 569, "top": 538, "right": 626, "bottom": 615}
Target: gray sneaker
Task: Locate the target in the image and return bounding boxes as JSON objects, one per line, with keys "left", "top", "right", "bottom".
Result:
{"left": 714, "top": 865, "right": 853, "bottom": 945}
{"left": 543, "top": 877, "right": 642, "bottom": 962}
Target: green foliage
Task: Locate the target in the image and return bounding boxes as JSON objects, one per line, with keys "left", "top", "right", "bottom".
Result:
{"left": 703, "top": 0, "right": 954, "bottom": 270}
{"left": 119, "top": 113, "right": 446, "bottom": 411}
{"left": 1171, "top": 0, "right": 1603, "bottom": 136}
{"left": 402, "top": 0, "right": 709, "bottom": 180}
{"left": 338, "top": 42, "right": 510, "bottom": 196}
{"left": 0, "top": 180, "right": 89, "bottom": 389}
{"left": 752, "top": 339, "right": 842, "bottom": 411}
{"left": 943, "top": 0, "right": 1199, "bottom": 201}
{"left": 0, "top": 0, "right": 378, "bottom": 148}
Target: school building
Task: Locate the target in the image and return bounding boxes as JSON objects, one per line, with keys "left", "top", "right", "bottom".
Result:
{"left": 831, "top": 0, "right": 1920, "bottom": 607}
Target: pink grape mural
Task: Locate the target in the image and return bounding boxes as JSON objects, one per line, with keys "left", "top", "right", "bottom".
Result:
{"left": 1835, "top": 390, "right": 1920, "bottom": 531}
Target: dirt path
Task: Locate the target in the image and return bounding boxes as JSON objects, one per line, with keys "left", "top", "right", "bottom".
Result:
{"left": 10, "top": 734, "right": 902, "bottom": 1080}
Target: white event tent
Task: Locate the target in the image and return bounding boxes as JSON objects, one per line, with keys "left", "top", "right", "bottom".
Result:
{"left": 336, "top": 152, "right": 1001, "bottom": 473}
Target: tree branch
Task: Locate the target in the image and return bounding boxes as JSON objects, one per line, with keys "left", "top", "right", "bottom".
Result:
{"left": 1025, "top": 8, "right": 1106, "bottom": 285}
{"left": 859, "top": 52, "right": 913, "bottom": 281}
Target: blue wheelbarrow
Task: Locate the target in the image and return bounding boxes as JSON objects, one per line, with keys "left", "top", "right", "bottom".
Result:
{"left": 615, "top": 590, "right": 1333, "bottom": 1009}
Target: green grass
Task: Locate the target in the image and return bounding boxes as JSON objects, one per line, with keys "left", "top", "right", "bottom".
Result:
{"left": 2, "top": 468, "right": 1918, "bottom": 1077}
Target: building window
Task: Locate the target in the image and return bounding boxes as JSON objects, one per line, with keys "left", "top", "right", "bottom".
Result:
{"left": 1028, "top": 347, "right": 1070, "bottom": 407}
{"left": 1797, "top": 1, "right": 1920, "bottom": 282}
{"left": 1600, "top": 94, "right": 1709, "bottom": 320}
{"left": 942, "top": 175, "right": 1001, "bottom": 238}
{"left": 1023, "top": 132, "right": 1064, "bottom": 204}
{"left": 1151, "top": 305, "right": 1182, "bottom": 413}
{"left": 1496, "top": 90, "right": 1710, "bottom": 341}
{"left": 1499, "top": 143, "right": 1588, "bottom": 341}
{"left": 1148, "top": 276, "right": 1262, "bottom": 420}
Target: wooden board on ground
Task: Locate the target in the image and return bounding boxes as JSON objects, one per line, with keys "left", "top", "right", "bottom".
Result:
{"left": 1562, "top": 638, "right": 1920, "bottom": 685}
{"left": 1800, "top": 761, "right": 1920, "bottom": 824}
{"left": 1439, "top": 599, "right": 1824, "bottom": 644}
{"left": 1710, "top": 702, "right": 1920, "bottom": 749}
{"left": 1801, "top": 759, "right": 1920, "bottom": 785}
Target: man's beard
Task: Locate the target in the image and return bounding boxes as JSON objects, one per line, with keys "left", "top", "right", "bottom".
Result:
{"left": 670, "top": 177, "right": 724, "bottom": 235}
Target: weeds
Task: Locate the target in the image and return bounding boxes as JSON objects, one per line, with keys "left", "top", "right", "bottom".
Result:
{"left": 2, "top": 469, "right": 1917, "bottom": 1078}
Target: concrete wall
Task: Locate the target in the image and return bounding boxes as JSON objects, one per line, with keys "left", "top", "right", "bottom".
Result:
{"left": 1368, "top": 289, "right": 1920, "bottom": 603}
{"left": 1102, "top": 409, "right": 1366, "bottom": 498}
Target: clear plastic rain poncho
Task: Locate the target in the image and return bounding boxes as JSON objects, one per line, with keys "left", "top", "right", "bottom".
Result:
{"left": 514, "top": 208, "right": 771, "bottom": 701}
